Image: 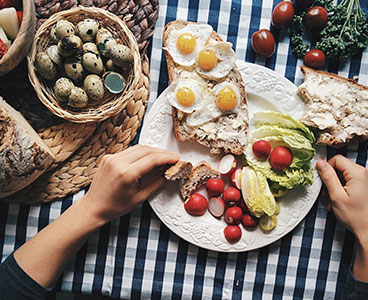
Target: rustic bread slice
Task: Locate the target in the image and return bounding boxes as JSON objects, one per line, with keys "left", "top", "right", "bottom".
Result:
{"left": 297, "top": 66, "right": 368, "bottom": 147}
{"left": 180, "top": 161, "right": 220, "bottom": 201}
{"left": 163, "top": 20, "right": 248, "bottom": 155}
{"left": 0, "top": 97, "right": 55, "bottom": 198}
{"left": 164, "top": 160, "right": 193, "bottom": 181}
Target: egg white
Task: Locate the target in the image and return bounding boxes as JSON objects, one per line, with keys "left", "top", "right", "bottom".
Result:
{"left": 167, "top": 80, "right": 204, "bottom": 113}
{"left": 195, "top": 41, "right": 236, "bottom": 80}
{"left": 166, "top": 23, "right": 213, "bottom": 67}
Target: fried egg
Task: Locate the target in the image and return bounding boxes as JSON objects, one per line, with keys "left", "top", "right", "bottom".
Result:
{"left": 195, "top": 41, "right": 236, "bottom": 80}
{"left": 186, "top": 82, "right": 241, "bottom": 127}
{"left": 167, "top": 80, "right": 203, "bottom": 113}
{"left": 166, "top": 23, "right": 213, "bottom": 67}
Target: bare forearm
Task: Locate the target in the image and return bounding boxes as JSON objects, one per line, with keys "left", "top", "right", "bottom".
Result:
{"left": 353, "top": 237, "right": 368, "bottom": 282}
{"left": 13, "top": 197, "right": 105, "bottom": 288}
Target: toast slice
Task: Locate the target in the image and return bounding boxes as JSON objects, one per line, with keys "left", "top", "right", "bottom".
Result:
{"left": 297, "top": 66, "right": 368, "bottom": 147}
{"left": 164, "top": 160, "right": 193, "bottom": 181}
{"left": 180, "top": 161, "right": 220, "bottom": 201}
{"left": 163, "top": 20, "right": 248, "bottom": 155}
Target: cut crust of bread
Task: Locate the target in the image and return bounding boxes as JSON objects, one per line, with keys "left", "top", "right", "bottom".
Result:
{"left": 164, "top": 160, "right": 193, "bottom": 181}
{"left": 297, "top": 66, "right": 368, "bottom": 147}
{"left": 180, "top": 161, "right": 220, "bottom": 201}
{"left": 163, "top": 20, "right": 248, "bottom": 155}
{"left": 0, "top": 97, "right": 55, "bottom": 198}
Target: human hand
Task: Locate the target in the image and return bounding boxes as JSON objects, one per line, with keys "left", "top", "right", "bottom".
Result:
{"left": 316, "top": 155, "right": 368, "bottom": 246}
{"left": 79, "top": 145, "right": 180, "bottom": 225}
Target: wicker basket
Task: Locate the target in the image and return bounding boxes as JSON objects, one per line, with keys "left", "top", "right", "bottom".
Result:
{"left": 27, "top": 6, "right": 142, "bottom": 123}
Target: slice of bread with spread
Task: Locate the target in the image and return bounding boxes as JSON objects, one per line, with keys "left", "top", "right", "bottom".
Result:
{"left": 164, "top": 160, "right": 193, "bottom": 181}
{"left": 163, "top": 20, "right": 248, "bottom": 155}
{"left": 0, "top": 97, "right": 55, "bottom": 198}
{"left": 297, "top": 66, "right": 368, "bottom": 147}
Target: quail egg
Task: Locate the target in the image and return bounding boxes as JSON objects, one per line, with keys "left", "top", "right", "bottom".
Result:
{"left": 96, "top": 28, "right": 113, "bottom": 45}
{"left": 83, "top": 74, "right": 104, "bottom": 101}
{"left": 46, "top": 45, "right": 62, "bottom": 68}
{"left": 103, "top": 71, "right": 126, "bottom": 94}
{"left": 54, "top": 20, "right": 76, "bottom": 40}
{"left": 35, "top": 52, "right": 58, "bottom": 80}
{"left": 82, "top": 52, "right": 104, "bottom": 75}
{"left": 54, "top": 77, "right": 74, "bottom": 103}
{"left": 68, "top": 87, "right": 89, "bottom": 108}
{"left": 107, "top": 44, "right": 134, "bottom": 67}
{"left": 105, "top": 59, "right": 117, "bottom": 71}
{"left": 64, "top": 58, "right": 85, "bottom": 84}
{"left": 76, "top": 19, "right": 99, "bottom": 42}
{"left": 82, "top": 42, "right": 99, "bottom": 55}
{"left": 50, "top": 24, "right": 59, "bottom": 43}
{"left": 58, "top": 35, "right": 83, "bottom": 57}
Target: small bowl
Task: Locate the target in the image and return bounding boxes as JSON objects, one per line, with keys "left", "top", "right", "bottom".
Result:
{"left": 0, "top": 0, "right": 36, "bottom": 76}
{"left": 27, "top": 6, "right": 142, "bottom": 123}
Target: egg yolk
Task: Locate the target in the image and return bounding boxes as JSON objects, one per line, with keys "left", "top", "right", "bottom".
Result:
{"left": 216, "top": 87, "right": 237, "bottom": 111}
{"left": 176, "top": 33, "right": 197, "bottom": 55}
{"left": 197, "top": 49, "right": 217, "bottom": 71}
{"left": 176, "top": 87, "right": 195, "bottom": 107}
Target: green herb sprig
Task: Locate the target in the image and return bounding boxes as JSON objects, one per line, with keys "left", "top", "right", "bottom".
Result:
{"left": 290, "top": 0, "right": 368, "bottom": 62}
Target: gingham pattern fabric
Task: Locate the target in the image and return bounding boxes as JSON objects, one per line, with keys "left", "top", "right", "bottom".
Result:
{"left": 1, "top": 0, "right": 368, "bottom": 299}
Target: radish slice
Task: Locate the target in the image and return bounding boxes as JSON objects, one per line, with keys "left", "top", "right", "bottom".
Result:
{"left": 231, "top": 168, "right": 242, "bottom": 189}
{"left": 208, "top": 197, "right": 225, "bottom": 218}
{"left": 218, "top": 154, "right": 237, "bottom": 175}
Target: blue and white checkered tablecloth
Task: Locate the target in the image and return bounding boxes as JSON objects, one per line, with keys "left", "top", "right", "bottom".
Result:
{"left": 1, "top": 0, "right": 368, "bottom": 299}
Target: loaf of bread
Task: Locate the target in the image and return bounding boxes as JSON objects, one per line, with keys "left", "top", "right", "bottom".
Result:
{"left": 180, "top": 161, "right": 220, "bottom": 200}
{"left": 163, "top": 20, "right": 248, "bottom": 155}
{"left": 164, "top": 160, "right": 193, "bottom": 181}
{"left": 297, "top": 66, "right": 368, "bottom": 147}
{"left": 0, "top": 97, "right": 55, "bottom": 198}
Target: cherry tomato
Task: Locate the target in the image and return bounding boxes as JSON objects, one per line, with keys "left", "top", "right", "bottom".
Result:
{"left": 242, "top": 213, "right": 259, "bottom": 229}
{"left": 251, "top": 29, "right": 275, "bottom": 58}
{"left": 184, "top": 193, "right": 208, "bottom": 216}
{"left": 223, "top": 187, "right": 241, "bottom": 206}
{"left": 304, "top": 6, "right": 328, "bottom": 33}
{"left": 224, "top": 225, "right": 242, "bottom": 243}
{"left": 224, "top": 206, "right": 243, "bottom": 225}
{"left": 304, "top": 49, "right": 326, "bottom": 69}
{"left": 272, "top": 1, "right": 294, "bottom": 30}
{"left": 269, "top": 146, "right": 293, "bottom": 170}
{"left": 292, "top": 0, "right": 313, "bottom": 10}
{"left": 205, "top": 178, "right": 225, "bottom": 197}
{"left": 252, "top": 140, "right": 271, "bottom": 160}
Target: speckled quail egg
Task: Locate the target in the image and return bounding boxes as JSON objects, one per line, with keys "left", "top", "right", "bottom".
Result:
{"left": 82, "top": 42, "right": 99, "bottom": 55}
{"left": 68, "top": 87, "right": 89, "bottom": 108}
{"left": 50, "top": 24, "right": 59, "bottom": 43}
{"left": 58, "top": 35, "right": 83, "bottom": 57}
{"left": 95, "top": 28, "right": 113, "bottom": 45}
{"left": 82, "top": 52, "right": 104, "bottom": 75}
{"left": 35, "top": 51, "right": 58, "bottom": 80}
{"left": 105, "top": 59, "right": 117, "bottom": 71}
{"left": 64, "top": 58, "right": 85, "bottom": 84}
{"left": 76, "top": 19, "right": 99, "bottom": 42}
{"left": 107, "top": 44, "right": 133, "bottom": 67}
{"left": 54, "top": 77, "right": 74, "bottom": 103}
{"left": 46, "top": 45, "right": 62, "bottom": 68}
{"left": 83, "top": 74, "right": 104, "bottom": 101}
{"left": 54, "top": 20, "right": 75, "bottom": 40}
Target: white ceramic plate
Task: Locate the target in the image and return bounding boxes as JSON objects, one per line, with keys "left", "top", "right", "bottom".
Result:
{"left": 139, "top": 61, "right": 326, "bottom": 252}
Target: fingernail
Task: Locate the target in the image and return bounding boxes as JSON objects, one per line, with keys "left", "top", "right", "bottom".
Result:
{"left": 316, "top": 160, "right": 328, "bottom": 172}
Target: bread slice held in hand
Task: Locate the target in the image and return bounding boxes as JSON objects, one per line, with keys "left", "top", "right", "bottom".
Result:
{"left": 0, "top": 97, "right": 55, "bottom": 198}
{"left": 297, "top": 66, "right": 368, "bottom": 147}
{"left": 164, "top": 160, "right": 193, "bottom": 181}
{"left": 163, "top": 20, "right": 248, "bottom": 155}
{"left": 180, "top": 161, "right": 220, "bottom": 201}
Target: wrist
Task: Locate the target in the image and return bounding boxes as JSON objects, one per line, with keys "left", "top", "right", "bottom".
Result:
{"left": 73, "top": 195, "right": 108, "bottom": 229}
{"left": 356, "top": 232, "right": 368, "bottom": 252}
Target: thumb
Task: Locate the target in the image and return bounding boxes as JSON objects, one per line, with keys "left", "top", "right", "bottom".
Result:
{"left": 316, "top": 160, "right": 346, "bottom": 202}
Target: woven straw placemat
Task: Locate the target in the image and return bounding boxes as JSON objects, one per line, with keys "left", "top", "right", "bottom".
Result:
{"left": 0, "top": 0, "right": 158, "bottom": 203}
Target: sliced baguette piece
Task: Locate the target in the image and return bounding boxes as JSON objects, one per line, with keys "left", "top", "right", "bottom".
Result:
{"left": 164, "top": 160, "right": 193, "bottom": 181}
{"left": 0, "top": 97, "right": 55, "bottom": 198}
{"left": 163, "top": 20, "right": 248, "bottom": 155}
{"left": 180, "top": 161, "right": 220, "bottom": 201}
{"left": 297, "top": 66, "right": 368, "bottom": 147}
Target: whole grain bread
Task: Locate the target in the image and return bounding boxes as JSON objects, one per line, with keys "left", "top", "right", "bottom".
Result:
{"left": 164, "top": 160, "right": 193, "bottom": 181}
{"left": 0, "top": 97, "right": 55, "bottom": 198}
{"left": 163, "top": 20, "right": 248, "bottom": 155}
{"left": 180, "top": 161, "right": 220, "bottom": 201}
{"left": 297, "top": 66, "right": 368, "bottom": 147}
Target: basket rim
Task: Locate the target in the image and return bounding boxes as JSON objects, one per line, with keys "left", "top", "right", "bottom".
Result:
{"left": 28, "top": 6, "right": 142, "bottom": 123}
